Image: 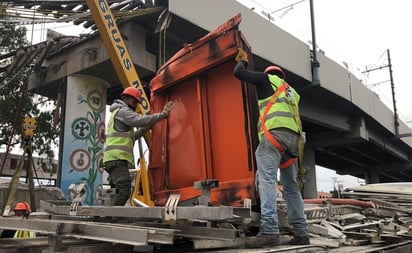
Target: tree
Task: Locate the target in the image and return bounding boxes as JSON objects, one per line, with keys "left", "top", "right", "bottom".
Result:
{"left": 0, "top": 6, "right": 59, "bottom": 165}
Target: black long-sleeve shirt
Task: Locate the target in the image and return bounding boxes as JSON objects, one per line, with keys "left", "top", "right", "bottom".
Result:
{"left": 233, "top": 61, "right": 274, "bottom": 99}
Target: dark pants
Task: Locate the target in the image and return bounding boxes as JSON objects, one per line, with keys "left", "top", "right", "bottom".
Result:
{"left": 105, "top": 160, "right": 131, "bottom": 206}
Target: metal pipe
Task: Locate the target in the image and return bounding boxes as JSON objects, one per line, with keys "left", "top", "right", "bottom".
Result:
{"left": 309, "top": 0, "right": 320, "bottom": 85}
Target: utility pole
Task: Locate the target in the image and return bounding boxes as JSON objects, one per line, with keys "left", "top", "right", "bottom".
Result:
{"left": 269, "top": 0, "right": 319, "bottom": 85}
{"left": 362, "top": 49, "right": 407, "bottom": 138}
{"left": 309, "top": 0, "right": 320, "bottom": 85}
{"left": 386, "top": 49, "right": 399, "bottom": 136}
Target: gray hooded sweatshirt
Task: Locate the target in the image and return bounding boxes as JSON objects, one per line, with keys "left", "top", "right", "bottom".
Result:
{"left": 109, "top": 99, "right": 165, "bottom": 138}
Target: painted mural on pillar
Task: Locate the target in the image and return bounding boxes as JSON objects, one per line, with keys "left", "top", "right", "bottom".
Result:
{"left": 60, "top": 75, "right": 107, "bottom": 205}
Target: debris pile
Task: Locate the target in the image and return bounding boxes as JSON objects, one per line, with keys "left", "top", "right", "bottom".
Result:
{"left": 297, "top": 183, "right": 412, "bottom": 251}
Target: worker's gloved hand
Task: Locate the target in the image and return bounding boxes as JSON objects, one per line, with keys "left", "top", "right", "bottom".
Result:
{"left": 235, "top": 48, "right": 248, "bottom": 64}
{"left": 161, "top": 101, "right": 174, "bottom": 118}
{"left": 135, "top": 127, "right": 149, "bottom": 140}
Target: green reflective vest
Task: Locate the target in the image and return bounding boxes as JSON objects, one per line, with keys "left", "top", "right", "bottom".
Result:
{"left": 103, "top": 108, "right": 135, "bottom": 165}
{"left": 257, "top": 74, "right": 300, "bottom": 140}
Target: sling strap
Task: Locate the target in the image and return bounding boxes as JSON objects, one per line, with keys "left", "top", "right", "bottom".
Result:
{"left": 285, "top": 87, "right": 305, "bottom": 186}
{"left": 260, "top": 82, "right": 301, "bottom": 169}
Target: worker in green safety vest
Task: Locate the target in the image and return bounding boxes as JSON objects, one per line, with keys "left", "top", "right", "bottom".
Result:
{"left": 103, "top": 86, "right": 174, "bottom": 206}
{"left": 234, "top": 48, "right": 309, "bottom": 247}
{"left": 0, "top": 202, "right": 36, "bottom": 238}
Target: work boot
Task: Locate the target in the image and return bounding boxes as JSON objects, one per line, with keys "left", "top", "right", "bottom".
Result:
{"left": 245, "top": 233, "right": 280, "bottom": 248}
{"left": 290, "top": 235, "right": 310, "bottom": 245}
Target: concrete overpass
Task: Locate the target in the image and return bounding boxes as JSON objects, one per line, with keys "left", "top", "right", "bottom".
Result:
{"left": 7, "top": 0, "right": 412, "bottom": 194}
{"left": 170, "top": 0, "right": 412, "bottom": 187}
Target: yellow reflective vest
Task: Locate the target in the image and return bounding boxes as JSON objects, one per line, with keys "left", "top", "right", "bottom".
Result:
{"left": 14, "top": 230, "right": 36, "bottom": 238}
{"left": 257, "top": 74, "right": 300, "bottom": 140}
{"left": 103, "top": 108, "right": 135, "bottom": 165}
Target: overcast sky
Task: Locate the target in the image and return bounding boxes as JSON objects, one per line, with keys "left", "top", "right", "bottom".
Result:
{"left": 238, "top": 0, "right": 412, "bottom": 124}
{"left": 25, "top": 0, "right": 412, "bottom": 124}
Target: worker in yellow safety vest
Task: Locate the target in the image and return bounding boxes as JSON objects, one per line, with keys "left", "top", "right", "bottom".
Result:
{"left": 103, "top": 86, "right": 174, "bottom": 206}
{"left": 0, "top": 202, "right": 36, "bottom": 238}
{"left": 234, "top": 48, "right": 309, "bottom": 247}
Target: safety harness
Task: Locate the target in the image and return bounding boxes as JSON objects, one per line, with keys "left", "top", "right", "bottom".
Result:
{"left": 260, "top": 81, "right": 303, "bottom": 171}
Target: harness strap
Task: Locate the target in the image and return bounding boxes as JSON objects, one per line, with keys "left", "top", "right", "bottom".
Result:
{"left": 260, "top": 82, "right": 298, "bottom": 170}
{"left": 286, "top": 92, "right": 305, "bottom": 182}
{"left": 279, "top": 157, "right": 296, "bottom": 169}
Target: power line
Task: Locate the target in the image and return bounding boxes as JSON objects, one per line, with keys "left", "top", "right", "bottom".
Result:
{"left": 362, "top": 49, "right": 411, "bottom": 138}
{"left": 271, "top": 0, "right": 307, "bottom": 14}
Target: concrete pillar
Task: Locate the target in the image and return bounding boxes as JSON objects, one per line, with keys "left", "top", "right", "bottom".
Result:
{"left": 365, "top": 170, "right": 380, "bottom": 184}
{"left": 302, "top": 142, "right": 317, "bottom": 199}
{"left": 59, "top": 75, "right": 108, "bottom": 205}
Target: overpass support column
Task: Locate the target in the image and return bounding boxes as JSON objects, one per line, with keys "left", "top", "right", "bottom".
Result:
{"left": 365, "top": 170, "right": 380, "bottom": 184}
{"left": 59, "top": 75, "right": 108, "bottom": 205}
{"left": 302, "top": 142, "right": 317, "bottom": 198}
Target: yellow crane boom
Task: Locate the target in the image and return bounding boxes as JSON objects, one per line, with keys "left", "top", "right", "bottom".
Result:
{"left": 85, "top": 0, "right": 150, "bottom": 114}
{"left": 85, "top": 0, "right": 153, "bottom": 206}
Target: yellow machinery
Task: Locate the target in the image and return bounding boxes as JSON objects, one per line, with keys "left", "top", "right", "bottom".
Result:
{"left": 85, "top": 0, "right": 153, "bottom": 206}
{"left": 1, "top": 117, "right": 38, "bottom": 215}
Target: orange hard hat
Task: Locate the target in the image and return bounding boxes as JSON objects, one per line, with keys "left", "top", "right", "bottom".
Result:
{"left": 121, "top": 87, "right": 141, "bottom": 102}
{"left": 264, "top": 65, "right": 285, "bottom": 79}
{"left": 14, "top": 202, "right": 31, "bottom": 212}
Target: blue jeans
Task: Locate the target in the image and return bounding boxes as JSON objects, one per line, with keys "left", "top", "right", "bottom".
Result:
{"left": 255, "top": 129, "right": 308, "bottom": 236}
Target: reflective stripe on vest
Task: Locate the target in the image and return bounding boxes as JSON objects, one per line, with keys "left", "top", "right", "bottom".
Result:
{"left": 14, "top": 230, "right": 36, "bottom": 238}
{"left": 103, "top": 108, "right": 135, "bottom": 165}
{"left": 257, "top": 74, "right": 300, "bottom": 140}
